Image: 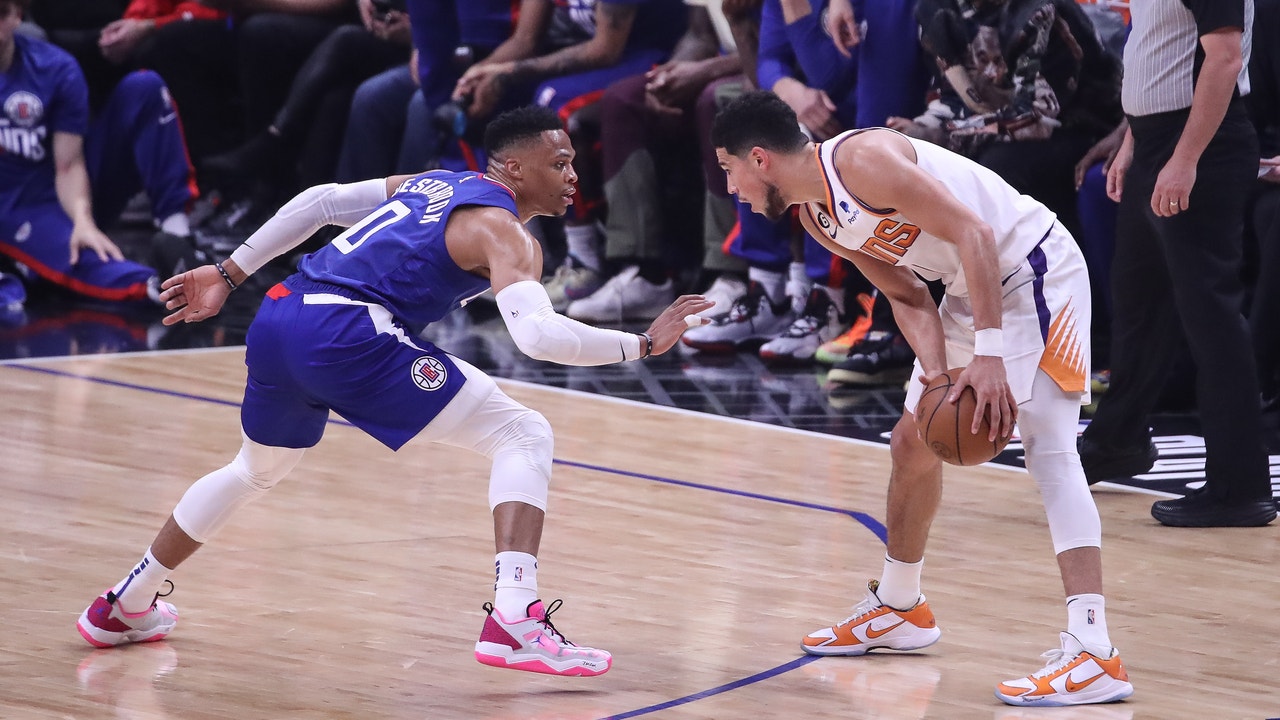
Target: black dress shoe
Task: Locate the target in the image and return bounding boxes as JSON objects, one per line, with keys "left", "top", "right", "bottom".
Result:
{"left": 1151, "top": 490, "right": 1277, "bottom": 527}
{"left": 1077, "top": 436, "right": 1158, "bottom": 485}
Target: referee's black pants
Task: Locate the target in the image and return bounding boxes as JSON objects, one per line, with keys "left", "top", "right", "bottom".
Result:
{"left": 1086, "top": 99, "right": 1271, "bottom": 502}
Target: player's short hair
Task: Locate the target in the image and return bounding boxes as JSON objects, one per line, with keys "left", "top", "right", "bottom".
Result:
{"left": 484, "top": 106, "right": 564, "bottom": 157}
{"left": 712, "top": 91, "right": 809, "bottom": 157}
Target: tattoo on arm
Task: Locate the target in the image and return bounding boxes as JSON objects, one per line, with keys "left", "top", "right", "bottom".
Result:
{"left": 509, "top": 3, "right": 637, "bottom": 82}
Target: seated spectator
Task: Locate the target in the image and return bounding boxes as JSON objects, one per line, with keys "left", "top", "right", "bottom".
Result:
{"left": 335, "top": 0, "right": 514, "bottom": 182}
{"left": 121, "top": 0, "right": 354, "bottom": 172}
{"left": 26, "top": 0, "right": 130, "bottom": 110}
{"left": 558, "top": 3, "right": 746, "bottom": 322}
{"left": 0, "top": 0, "right": 204, "bottom": 308}
{"left": 202, "top": 0, "right": 412, "bottom": 196}
{"left": 900, "top": 0, "right": 1123, "bottom": 240}
{"left": 450, "top": 0, "right": 688, "bottom": 307}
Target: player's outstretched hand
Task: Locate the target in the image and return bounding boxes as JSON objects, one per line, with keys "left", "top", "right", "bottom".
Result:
{"left": 159, "top": 265, "right": 232, "bottom": 326}
{"left": 644, "top": 294, "right": 715, "bottom": 356}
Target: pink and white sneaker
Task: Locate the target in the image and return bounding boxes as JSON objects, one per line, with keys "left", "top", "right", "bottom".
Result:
{"left": 76, "top": 582, "right": 178, "bottom": 648}
{"left": 474, "top": 599, "right": 612, "bottom": 677}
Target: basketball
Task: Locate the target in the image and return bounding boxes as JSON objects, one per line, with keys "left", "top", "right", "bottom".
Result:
{"left": 916, "top": 367, "right": 1013, "bottom": 466}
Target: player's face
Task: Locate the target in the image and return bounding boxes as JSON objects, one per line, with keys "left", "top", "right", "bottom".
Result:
{"left": 524, "top": 129, "right": 578, "bottom": 217}
{"left": 716, "top": 147, "right": 789, "bottom": 222}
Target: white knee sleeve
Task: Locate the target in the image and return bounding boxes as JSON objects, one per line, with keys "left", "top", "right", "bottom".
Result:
{"left": 172, "top": 433, "right": 305, "bottom": 543}
{"left": 416, "top": 359, "right": 554, "bottom": 512}
{"left": 485, "top": 409, "right": 554, "bottom": 511}
{"left": 1019, "top": 372, "right": 1102, "bottom": 555}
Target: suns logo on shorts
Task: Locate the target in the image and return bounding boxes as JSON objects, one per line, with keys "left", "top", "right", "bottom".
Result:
{"left": 411, "top": 356, "right": 448, "bottom": 391}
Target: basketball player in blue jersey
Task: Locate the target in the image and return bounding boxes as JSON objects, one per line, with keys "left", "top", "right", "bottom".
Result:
{"left": 76, "top": 106, "right": 712, "bottom": 677}
{"left": 713, "top": 92, "right": 1132, "bottom": 707}
{"left": 0, "top": 0, "right": 200, "bottom": 305}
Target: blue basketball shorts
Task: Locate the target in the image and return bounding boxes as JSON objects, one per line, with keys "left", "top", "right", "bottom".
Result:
{"left": 241, "top": 282, "right": 468, "bottom": 450}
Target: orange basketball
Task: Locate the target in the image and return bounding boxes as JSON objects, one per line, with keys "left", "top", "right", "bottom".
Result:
{"left": 916, "top": 367, "right": 1013, "bottom": 466}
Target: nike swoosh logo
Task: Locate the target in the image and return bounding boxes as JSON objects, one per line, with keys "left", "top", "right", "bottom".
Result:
{"left": 864, "top": 619, "right": 905, "bottom": 639}
{"left": 1064, "top": 672, "right": 1105, "bottom": 693}
{"left": 159, "top": 112, "right": 177, "bottom": 125}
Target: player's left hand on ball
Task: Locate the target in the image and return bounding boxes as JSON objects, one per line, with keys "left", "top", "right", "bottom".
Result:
{"left": 643, "top": 295, "right": 715, "bottom": 356}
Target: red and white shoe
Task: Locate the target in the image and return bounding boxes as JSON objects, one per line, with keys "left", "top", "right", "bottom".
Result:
{"left": 76, "top": 583, "right": 178, "bottom": 648}
{"left": 474, "top": 599, "right": 611, "bottom": 677}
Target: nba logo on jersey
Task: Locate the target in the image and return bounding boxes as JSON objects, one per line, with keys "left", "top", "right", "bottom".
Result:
{"left": 411, "top": 356, "right": 448, "bottom": 391}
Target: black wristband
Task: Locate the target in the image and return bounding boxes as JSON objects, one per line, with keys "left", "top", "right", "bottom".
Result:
{"left": 639, "top": 332, "right": 653, "bottom": 359}
{"left": 215, "top": 262, "right": 237, "bottom": 291}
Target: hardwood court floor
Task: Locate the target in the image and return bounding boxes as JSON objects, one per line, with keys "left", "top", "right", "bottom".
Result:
{"left": 2, "top": 349, "right": 1276, "bottom": 720}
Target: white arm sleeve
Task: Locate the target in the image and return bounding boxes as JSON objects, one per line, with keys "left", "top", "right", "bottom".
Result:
{"left": 495, "top": 281, "right": 644, "bottom": 366}
{"left": 228, "top": 178, "right": 388, "bottom": 275}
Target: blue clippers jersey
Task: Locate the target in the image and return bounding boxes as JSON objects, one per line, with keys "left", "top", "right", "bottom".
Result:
{"left": 298, "top": 171, "right": 517, "bottom": 330}
{"left": 0, "top": 35, "right": 90, "bottom": 213}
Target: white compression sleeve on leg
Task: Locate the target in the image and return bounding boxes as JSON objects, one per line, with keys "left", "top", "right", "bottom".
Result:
{"left": 495, "top": 280, "right": 644, "bottom": 365}
{"left": 1019, "top": 371, "right": 1102, "bottom": 554}
{"left": 229, "top": 178, "right": 388, "bottom": 275}
{"left": 171, "top": 434, "right": 306, "bottom": 543}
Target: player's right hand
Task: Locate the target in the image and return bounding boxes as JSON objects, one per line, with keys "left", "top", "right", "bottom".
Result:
{"left": 644, "top": 295, "right": 716, "bottom": 356}
{"left": 159, "top": 265, "right": 232, "bottom": 326}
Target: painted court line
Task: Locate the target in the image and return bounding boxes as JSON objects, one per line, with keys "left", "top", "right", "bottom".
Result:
{"left": 7, "top": 361, "right": 884, "bottom": 718}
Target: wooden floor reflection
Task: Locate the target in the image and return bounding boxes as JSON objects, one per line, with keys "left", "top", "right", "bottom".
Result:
{"left": 2, "top": 350, "right": 1275, "bottom": 720}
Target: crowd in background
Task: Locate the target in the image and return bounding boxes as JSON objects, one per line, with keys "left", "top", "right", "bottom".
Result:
{"left": 1, "top": 0, "right": 1277, "bottom": 416}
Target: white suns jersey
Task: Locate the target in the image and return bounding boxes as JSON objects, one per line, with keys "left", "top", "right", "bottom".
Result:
{"left": 804, "top": 129, "right": 1058, "bottom": 298}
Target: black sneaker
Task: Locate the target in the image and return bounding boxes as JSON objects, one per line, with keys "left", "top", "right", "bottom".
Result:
{"left": 1077, "top": 435, "right": 1158, "bottom": 485}
{"left": 827, "top": 330, "right": 915, "bottom": 386}
{"left": 149, "top": 231, "right": 211, "bottom": 281}
{"left": 1150, "top": 489, "right": 1277, "bottom": 527}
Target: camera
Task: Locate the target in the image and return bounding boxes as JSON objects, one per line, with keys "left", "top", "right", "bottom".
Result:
{"left": 370, "top": 0, "right": 406, "bottom": 20}
{"left": 432, "top": 95, "right": 472, "bottom": 142}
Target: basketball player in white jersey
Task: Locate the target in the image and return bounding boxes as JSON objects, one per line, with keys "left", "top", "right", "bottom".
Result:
{"left": 712, "top": 91, "right": 1133, "bottom": 707}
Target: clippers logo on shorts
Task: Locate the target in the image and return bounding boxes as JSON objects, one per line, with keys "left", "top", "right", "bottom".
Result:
{"left": 1, "top": 91, "right": 47, "bottom": 161}
{"left": 411, "top": 355, "right": 448, "bottom": 391}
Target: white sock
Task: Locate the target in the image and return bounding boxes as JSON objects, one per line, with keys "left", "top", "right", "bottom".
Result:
{"left": 819, "top": 284, "right": 845, "bottom": 317}
{"left": 748, "top": 266, "right": 786, "bottom": 306}
{"left": 494, "top": 551, "right": 539, "bottom": 620}
{"left": 786, "top": 262, "right": 811, "bottom": 313}
{"left": 1066, "top": 593, "right": 1112, "bottom": 656}
{"left": 158, "top": 212, "right": 191, "bottom": 237}
{"left": 112, "top": 549, "right": 174, "bottom": 614}
{"left": 876, "top": 555, "right": 923, "bottom": 610}
{"left": 565, "top": 224, "right": 601, "bottom": 271}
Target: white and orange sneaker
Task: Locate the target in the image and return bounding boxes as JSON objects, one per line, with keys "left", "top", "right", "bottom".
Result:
{"left": 76, "top": 583, "right": 178, "bottom": 648}
{"left": 474, "top": 599, "right": 612, "bottom": 677}
{"left": 801, "top": 581, "right": 942, "bottom": 656}
{"left": 995, "top": 632, "right": 1133, "bottom": 707}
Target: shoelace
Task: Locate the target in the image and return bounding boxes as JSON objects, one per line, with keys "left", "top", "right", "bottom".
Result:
{"left": 105, "top": 579, "right": 174, "bottom": 612}
{"left": 835, "top": 594, "right": 881, "bottom": 628}
{"left": 1029, "top": 646, "right": 1078, "bottom": 679}
{"left": 537, "top": 598, "right": 575, "bottom": 647}
{"left": 724, "top": 290, "right": 765, "bottom": 323}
